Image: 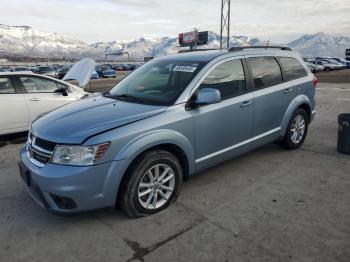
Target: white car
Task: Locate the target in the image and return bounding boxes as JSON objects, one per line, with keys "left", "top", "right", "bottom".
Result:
{"left": 314, "top": 60, "right": 337, "bottom": 71}
{"left": 0, "top": 71, "right": 90, "bottom": 135}
{"left": 0, "top": 58, "right": 97, "bottom": 135}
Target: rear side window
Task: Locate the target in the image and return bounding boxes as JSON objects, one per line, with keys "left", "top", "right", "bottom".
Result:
{"left": 279, "top": 57, "right": 307, "bottom": 81}
{"left": 247, "top": 57, "right": 282, "bottom": 89}
{"left": 0, "top": 77, "right": 15, "bottom": 94}
{"left": 199, "top": 59, "right": 246, "bottom": 100}
{"left": 20, "top": 76, "right": 59, "bottom": 93}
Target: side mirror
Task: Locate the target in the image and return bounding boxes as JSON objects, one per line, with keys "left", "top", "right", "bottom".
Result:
{"left": 57, "top": 88, "right": 68, "bottom": 96}
{"left": 195, "top": 88, "right": 221, "bottom": 105}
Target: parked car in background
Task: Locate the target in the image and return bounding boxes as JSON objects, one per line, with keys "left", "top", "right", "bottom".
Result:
{"left": 0, "top": 66, "right": 14, "bottom": 72}
{"left": 112, "top": 64, "right": 125, "bottom": 71}
{"left": 0, "top": 71, "right": 89, "bottom": 135}
{"left": 96, "top": 65, "right": 117, "bottom": 78}
{"left": 19, "top": 46, "right": 316, "bottom": 217}
{"left": 306, "top": 62, "right": 323, "bottom": 73}
{"left": 91, "top": 70, "right": 99, "bottom": 79}
{"left": 332, "top": 58, "right": 350, "bottom": 69}
{"left": 323, "top": 59, "right": 345, "bottom": 70}
{"left": 316, "top": 57, "right": 345, "bottom": 70}
{"left": 57, "top": 66, "right": 72, "bottom": 79}
{"left": 14, "top": 67, "right": 31, "bottom": 72}
{"left": 38, "top": 66, "right": 57, "bottom": 77}
{"left": 122, "top": 64, "right": 131, "bottom": 71}
{"left": 313, "top": 60, "right": 336, "bottom": 71}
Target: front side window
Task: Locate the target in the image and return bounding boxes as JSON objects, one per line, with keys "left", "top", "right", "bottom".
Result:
{"left": 20, "top": 77, "right": 59, "bottom": 93}
{"left": 109, "top": 60, "right": 205, "bottom": 106}
{"left": 0, "top": 77, "right": 15, "bottom": 94}
{"left": 279, "top": 57, "right": 307, "bottom": 81}
{"left": 199, "top": 59, "right": 246, "bottom": 100}
{"left": 247, "top": 57, "right": 283, "bottom": 89}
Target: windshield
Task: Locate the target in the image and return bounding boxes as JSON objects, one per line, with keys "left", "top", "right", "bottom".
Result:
{"left": 108, "top": 59, "right": 205, "bottom": 106}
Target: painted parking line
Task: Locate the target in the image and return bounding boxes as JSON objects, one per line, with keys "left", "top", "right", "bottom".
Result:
{"left": 337, "top": 98, "right": 350, "bottom": 101}
{"left": 317, "top": 87, "right": 350, "bottom": 92}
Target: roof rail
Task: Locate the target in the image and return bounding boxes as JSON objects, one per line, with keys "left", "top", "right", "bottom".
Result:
{"left": 178, "top": 48, "right": 219, "bottom": 54}
{"left": 229, "top": 46, "right": 292, "bottom": 52}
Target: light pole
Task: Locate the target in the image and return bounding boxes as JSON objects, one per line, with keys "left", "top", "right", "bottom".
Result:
{"left": 220, "top": 0, "right": 231, "bottom": 50}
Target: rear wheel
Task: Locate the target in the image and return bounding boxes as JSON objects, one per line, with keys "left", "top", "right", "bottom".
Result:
{"left": 281, "top": 108, "right": 309, "bottom": 149}
{"left": 120, "top": 150, "right": 183, "bottom": 218}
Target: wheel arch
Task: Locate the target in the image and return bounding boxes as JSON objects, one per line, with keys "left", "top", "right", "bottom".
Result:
{"left": 280, "top": 95, "right": 312, "bottom": 136}
{"left": 113, "top": 130, "right": 195, "bottom": 206}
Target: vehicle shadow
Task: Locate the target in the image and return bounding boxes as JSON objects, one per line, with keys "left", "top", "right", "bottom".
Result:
{"left": 0, "top": 132, "right": 28, "bottom": 148}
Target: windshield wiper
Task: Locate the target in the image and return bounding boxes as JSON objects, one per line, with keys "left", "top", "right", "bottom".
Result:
{"left": 104, "top": 93, "right": 145, "bottom": 103}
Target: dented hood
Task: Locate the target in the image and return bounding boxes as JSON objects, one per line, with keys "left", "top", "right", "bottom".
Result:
{"left": 31, "top": 95, "right": 167, "bottom": 144}
{"left": 63, "top": 58, "right": 96, "bottom": 87}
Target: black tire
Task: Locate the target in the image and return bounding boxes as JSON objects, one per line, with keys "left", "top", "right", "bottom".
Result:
{"left": 281, "top": 108, "right": 309, "bottom": 150}
{"left": 120, "top": 150, "right": 183, "bottom": 218}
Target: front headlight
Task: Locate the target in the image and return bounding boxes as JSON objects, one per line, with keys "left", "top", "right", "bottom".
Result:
{"left": 51, "top": 142, "right": 110, "bottom": 166}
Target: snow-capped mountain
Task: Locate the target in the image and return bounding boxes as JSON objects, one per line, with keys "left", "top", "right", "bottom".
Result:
{"left": 90, "top": 32, "right": 263, "bottom": 61}
{"left": 0, "top": 24, "right": 98, "bottom": 59}
{"left": 288, "top": 32, "right": 350, "bottom": 57}
{"left": 0, "top": 25, "right": 264, "bottom": 60}
{"left": 0, "top": 25, "right": 349, "bottom": 60}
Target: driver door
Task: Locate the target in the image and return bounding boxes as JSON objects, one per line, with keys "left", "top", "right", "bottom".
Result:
{"left": 191, "top": 58, "right": 254, "bottom": 170}
{"left": 19, "top": 76, "right": 76, "bottom": 122}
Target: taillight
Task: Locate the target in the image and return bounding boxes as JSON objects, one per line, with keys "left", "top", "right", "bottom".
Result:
{"left": 312, "top": 77, "right": 318, "bottom": 88}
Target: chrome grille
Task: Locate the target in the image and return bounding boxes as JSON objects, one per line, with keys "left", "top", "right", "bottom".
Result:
{"left": 27, "top": 135, "right": 56, "bottom": 167}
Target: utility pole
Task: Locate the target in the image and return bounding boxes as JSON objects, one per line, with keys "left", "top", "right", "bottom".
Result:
{"left": 220, "top": 0, "right": 231, "bottom": 50}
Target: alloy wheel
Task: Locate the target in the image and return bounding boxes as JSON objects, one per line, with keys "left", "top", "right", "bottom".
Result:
{"left": 290, "top": 114, "right": 306, "bottom": 144}
{"left": 137, "top": 164, "right": 175, "bottom": 210}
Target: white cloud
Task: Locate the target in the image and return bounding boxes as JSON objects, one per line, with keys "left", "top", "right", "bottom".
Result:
{"left": 0, "top": 0, "right": 349, "bottom": 43}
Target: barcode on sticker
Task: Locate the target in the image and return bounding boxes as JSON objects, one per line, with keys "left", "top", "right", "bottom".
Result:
{"left": 173, "top": 65, "right": 197, "bottom": 73}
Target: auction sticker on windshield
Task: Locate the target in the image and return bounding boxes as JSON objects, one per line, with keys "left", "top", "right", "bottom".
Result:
{"left": 173, "top": 65, "right": 198, "bottom": 73}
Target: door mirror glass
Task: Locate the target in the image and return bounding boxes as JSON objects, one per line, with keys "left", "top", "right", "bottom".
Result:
{"left": 56, "top": 87, "right": 68, "bottom": 96}
{"left": 195, "top": 88, "right": 221, "bottom": 105}
{"left": 61, "top": 89, "right": 68, "bottom": 96}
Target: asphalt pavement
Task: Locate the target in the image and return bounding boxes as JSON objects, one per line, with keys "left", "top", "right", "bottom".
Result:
{"left": 0, "top": 83, "right": 349, "bottom": 262}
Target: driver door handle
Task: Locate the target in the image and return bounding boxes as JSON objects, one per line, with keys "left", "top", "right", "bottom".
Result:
{"left": 29, "top": 98, "right": 41, "bottom": 102}
{"left": 283, "top": 88, "right": 293, "bottom": 94}
{"left": 240, "top": 101, "right": 253, "bottom": 108}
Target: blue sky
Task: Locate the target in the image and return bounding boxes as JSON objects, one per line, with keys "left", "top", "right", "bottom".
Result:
{"left": 0, "top": 0, "right": 349, "bottom": 43}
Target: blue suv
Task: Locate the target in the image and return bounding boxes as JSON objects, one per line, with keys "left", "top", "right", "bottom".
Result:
{"left": 19, "top": 46, "right": 316, "bottom": 217}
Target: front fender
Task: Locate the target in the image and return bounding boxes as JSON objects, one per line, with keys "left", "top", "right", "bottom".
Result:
{"left": 280, "top": 95, "right": 311, "bottom": 136}
{"left": 114, "top": 129, "right": 196, "bottom": 174}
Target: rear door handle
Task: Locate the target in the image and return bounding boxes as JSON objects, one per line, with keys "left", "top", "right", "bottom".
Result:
{"left": 283, "top": 88, "right": 293, "bottom": 94}
{"left": 240, "top": 101, "right": 253, "bottom": 108}
{"left": 29, "top": 98, "right": 41, "bottom": 101}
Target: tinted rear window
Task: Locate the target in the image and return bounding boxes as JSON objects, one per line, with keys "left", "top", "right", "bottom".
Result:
{"left": 247, "top": 57, "right": 283, "bottom": 89}
{"left": 279, "top": 57, "right": 307, "bottom": 81}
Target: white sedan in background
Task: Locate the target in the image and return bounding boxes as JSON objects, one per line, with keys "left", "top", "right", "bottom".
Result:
{"left": 0, "top": 58, "right": 97, "bottom": 135}
{"left": 0, "top": 71, "right": 90, "bottom": 135}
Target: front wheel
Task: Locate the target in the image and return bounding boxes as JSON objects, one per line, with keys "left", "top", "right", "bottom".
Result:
{"left": 120, "top": 150, "right": 183, "bottom": 218}
{"left": 281, "top": 108, "right": 309, "bottom": 149}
